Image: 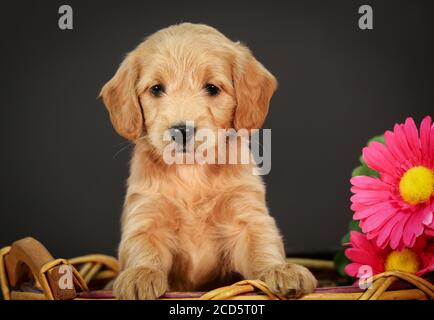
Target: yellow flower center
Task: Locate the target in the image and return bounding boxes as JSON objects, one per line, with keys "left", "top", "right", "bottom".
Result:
{"left": 385, "top": 249, "right": 421, "bottom": 274}
{"left": 399, "top": 166, "right": 434, "bottom": 205}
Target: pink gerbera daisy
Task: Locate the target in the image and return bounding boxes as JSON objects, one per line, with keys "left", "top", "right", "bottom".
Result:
{"left": 344, "top": 231, "right": 434, "bottom": 278}
{"left": 350, "top": 116, "right": 434, "bottom": 250}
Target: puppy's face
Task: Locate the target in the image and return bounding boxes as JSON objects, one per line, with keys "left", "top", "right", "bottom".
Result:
{"left": 100, "top": 23, "right": 277, "bottom": 158}
{"left": 137, "top": 32, "right": 236, "bottom": 154}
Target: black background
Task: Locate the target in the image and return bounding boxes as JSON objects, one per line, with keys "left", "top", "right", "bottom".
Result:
{"left": 0, "top": 0, "right": 432, "bottom": 258}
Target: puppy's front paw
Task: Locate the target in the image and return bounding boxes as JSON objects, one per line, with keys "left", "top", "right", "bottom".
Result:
{"left": 259, "top": 263, "right": 317, "bottom": 298}
{"left": 113, "top": 267, "right": 168, "bottom": 300}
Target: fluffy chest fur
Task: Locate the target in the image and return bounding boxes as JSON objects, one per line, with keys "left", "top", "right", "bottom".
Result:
{"left": 160, "top": 167, "right": 230, "bottom": 290}
{"left": 124, "top": 148, "right": 259, "bottom": 290}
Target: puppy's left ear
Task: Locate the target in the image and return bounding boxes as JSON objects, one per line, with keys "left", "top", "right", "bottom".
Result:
{"left": 233, "top": 44, "right": 277, "bottom": 131}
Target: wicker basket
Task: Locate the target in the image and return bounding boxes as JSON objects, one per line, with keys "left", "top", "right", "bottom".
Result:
{"left": 1, "top": 237, "right": 432, "bottom": 300}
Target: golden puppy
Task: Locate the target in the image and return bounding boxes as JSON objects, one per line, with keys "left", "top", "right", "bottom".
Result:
{"left": 100, "top": 23, "right": 317, "bottom": 299}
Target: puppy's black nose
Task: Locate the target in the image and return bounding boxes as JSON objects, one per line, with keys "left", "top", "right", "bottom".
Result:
{"left": 169, "top": 123, "right": 194, "bottom": 145}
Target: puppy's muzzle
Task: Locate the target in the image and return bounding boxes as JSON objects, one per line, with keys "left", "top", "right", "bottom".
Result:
{"left": 169, "top": 123, "right": 195, "bottom": 148}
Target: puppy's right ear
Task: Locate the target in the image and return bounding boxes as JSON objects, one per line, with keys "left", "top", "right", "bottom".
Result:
{"left": 99, "top": 54, "right": 144, "bottom": 141}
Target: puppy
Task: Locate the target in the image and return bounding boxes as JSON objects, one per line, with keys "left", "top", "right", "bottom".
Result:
{"left": 100, "top": 23, "right": 317, "bottom": 299}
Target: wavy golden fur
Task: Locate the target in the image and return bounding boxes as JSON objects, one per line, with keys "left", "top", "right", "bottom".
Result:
{"left": 100, "top": 23, "right": 317, "bottom": 299}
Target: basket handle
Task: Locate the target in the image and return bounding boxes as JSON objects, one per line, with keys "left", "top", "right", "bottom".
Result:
{"left": 4, "top": 237, "right": 79, "bottom": 299}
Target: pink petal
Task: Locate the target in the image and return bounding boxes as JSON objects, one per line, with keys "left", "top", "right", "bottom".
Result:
{"left": 384, "top": 131, "right": 407, "bottom": 164}
{"left": 403, "top": 117, "right": 421, "bottom": 160}
{"left": 419, "top": 116, "right": 432, "bottom": 160}
{"left": 375, "top": 214, "right": 402, "bottom": 248}
{"left": 389, "top": 213, "right": 411, "bottom": 249}
{"left": 344, "top": 263, "right": 363, "bottom": 277}
{"left": 350, "top": 175, "right": 390, "bottom": 191}
{"left": 350, "top": 202, "right": 367, "bottom": 212}
{"left": 349, "top": 231, "right": 376, "bottom": 252}
{"left": 360, "top": 206, "right": 397, "bottom": 231}
{"left": 351, "top": 190, "right": 391, "bottom": 205}
{"left": 422, "top": 206, "right": 433, "bottom": 226}
{"left": 403, "top": 207, "right": 431, "bottom": 247}
{"left": 430, "top": 123, "right": 434, "bottom": 161}
{"left": 345, "top": 248, "right": 381, "bottom": 268}
{"left": 394, "top": 124, "right": 415, "bottom": 162}
{"left": 345, "top": 232, "right": 386, "bottom": 273}
{"left": 353, "top": 202, "right": 394, "bottom": 220}
{"left": 363, "top": 144, "right": 396, "bottom": 176}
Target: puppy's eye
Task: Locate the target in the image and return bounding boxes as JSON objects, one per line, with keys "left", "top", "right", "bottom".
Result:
{"left": 150, "top": 84, "right": 164, "bottom": 97}
{"left": 204, "top": 83, "right": 220, "bottom": 96}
